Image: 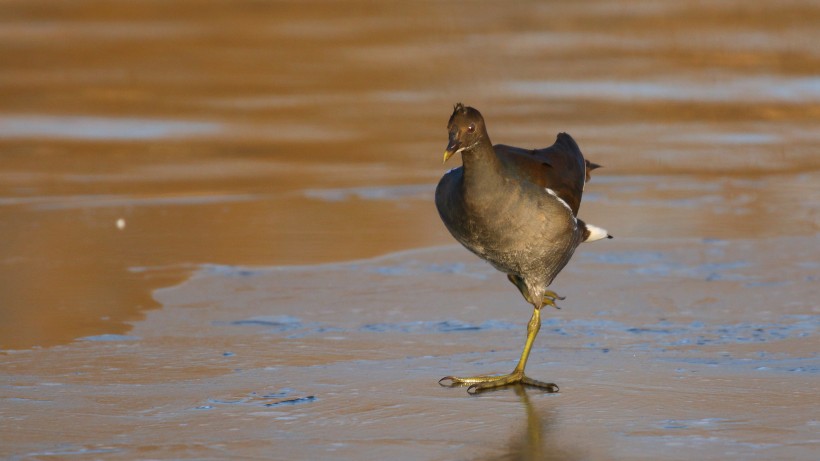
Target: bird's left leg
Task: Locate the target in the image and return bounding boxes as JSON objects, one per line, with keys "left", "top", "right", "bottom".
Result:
{"left": 507, "top": 274, "right": 564, "bottom": 309}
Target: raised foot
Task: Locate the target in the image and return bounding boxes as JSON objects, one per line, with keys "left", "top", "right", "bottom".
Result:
{"left": 439, "top": 372, "right": 559, "bottom": 395}
{"left": 542, "top": 290, "right": 565, "bottom": 309}
{"left": 506, "top": 274, "right": 565, "bottom": 310}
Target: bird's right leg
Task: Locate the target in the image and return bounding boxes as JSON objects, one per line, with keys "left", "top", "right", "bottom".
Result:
{"left": 507, "top": 274, "right": 564, "bottom": 309}
{"left": 439, "top": 306, "right": 558, "bottom": 394}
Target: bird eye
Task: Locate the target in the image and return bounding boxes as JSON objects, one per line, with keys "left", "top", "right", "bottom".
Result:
{"left": 467, "top": 123, "right": 475, "bottom": 133}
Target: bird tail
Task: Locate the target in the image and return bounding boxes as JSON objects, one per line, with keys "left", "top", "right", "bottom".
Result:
{"left": 578, "top": 219, "right": 612, "bottom": 242}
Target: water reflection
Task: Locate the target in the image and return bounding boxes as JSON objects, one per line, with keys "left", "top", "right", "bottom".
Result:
{"left": 485, "top": 385, "right": 580, "bottom": 461}
{"left": 0, "top": 115, "right": 221, "bottom": 140}
{"left": 504, "top": 76, "right": 820, "bottom": 102}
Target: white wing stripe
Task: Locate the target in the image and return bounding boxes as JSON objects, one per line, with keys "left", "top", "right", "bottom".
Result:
{"left": 544, "top": 188, "right": 574, "bottom": 214}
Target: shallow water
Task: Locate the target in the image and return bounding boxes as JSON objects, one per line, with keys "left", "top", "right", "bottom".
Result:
{"left": 1, "top": 0, "right": 818, "bottom": 459}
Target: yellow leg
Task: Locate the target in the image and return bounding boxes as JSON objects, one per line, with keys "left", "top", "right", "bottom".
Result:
{"left": 439, "top": 307, "right": 559, "bottom": 394}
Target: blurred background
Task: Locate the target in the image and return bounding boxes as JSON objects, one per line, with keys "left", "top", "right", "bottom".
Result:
{"left": 1, "top": 0, "right": 818, "bottom": 349}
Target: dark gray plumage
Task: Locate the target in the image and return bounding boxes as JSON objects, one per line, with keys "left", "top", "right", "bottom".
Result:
{"left": 435, "top": 103, "right": 610, "bottom": 394}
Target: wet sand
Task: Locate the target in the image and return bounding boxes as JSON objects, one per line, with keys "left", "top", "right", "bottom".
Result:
{"left": 1, "top": 1, "right": 819, "bottom": 459}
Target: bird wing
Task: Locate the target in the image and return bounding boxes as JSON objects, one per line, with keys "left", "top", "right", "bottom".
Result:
{"left": 494, "top": 132, "right": 595, "bottom": 216}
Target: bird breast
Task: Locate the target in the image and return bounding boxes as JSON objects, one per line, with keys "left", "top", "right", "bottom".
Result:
{"left": 437, "top": 175, "right": 579, "bottom": 276}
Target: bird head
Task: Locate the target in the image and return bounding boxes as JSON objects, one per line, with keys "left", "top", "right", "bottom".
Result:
{"left": 444, "top": 103, "right": 486, "bottom": 163}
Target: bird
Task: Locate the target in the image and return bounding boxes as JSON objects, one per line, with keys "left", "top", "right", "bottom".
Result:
{"left": 435, "top": 103, "right": 611, "bottom": 394}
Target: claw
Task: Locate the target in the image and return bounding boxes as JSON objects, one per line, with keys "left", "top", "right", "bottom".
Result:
{"left": 438, "top": 376, "right": 457, "bottom": 386}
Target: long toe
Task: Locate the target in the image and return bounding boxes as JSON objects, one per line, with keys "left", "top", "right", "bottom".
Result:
{"left": 521, "top": 376, "right": 559, "bottom": 393}
{"left": 542, "top": 297, "right": 562, "bottom": 310}
{"left": 442, "top": 371, "right": 558, "bottom": 395}
{"left": 541, "top": 290, "right": 565, "bottom": 309}
{"left": 467, "top": 374, "right": 521, "bottom": 394}
{"left": 439, "top": 374, "right": 504, "bottom": 387}
{"left": 543, "top": 290, "right": 566, "bottom": 301}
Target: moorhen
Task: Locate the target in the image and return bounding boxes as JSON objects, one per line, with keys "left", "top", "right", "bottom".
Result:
{"left": 435, "top": 103, "right": 611, "bottom": 394}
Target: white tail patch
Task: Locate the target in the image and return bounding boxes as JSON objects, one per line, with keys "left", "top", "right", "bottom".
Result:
{"left": 584, "top": 223, "right": 611, "bottom": 242}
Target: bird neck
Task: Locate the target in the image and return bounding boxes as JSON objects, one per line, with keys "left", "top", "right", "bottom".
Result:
{"left": 461, "top": 135, "right": 504, "bottom": 191}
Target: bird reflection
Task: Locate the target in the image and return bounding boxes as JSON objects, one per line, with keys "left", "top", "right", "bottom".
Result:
{"left": 483, "top": 385, "right": 580, "bottom": 461}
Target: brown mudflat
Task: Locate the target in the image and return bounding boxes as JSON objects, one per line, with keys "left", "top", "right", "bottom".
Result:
{"left": 1, "top": 1, "right": 818, "bottom": 459}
